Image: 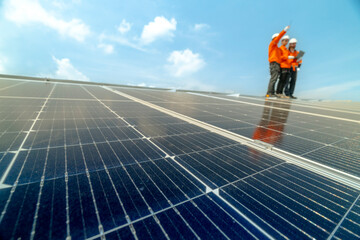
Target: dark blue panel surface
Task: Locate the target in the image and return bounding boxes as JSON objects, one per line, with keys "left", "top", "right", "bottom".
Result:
{"left": 221, "top": 163, "right": 360, "bottom": 239}
{"left": 156, "top": 208, "right": 198, "bottom": 239}
{"left": 0, "top": 182, "right": 40, "bottom": 240}
{"left": 0, "top": 187, "right": 11, "bottom": 214}
{"left": 0, "top": 152, "right": 14, "bottom": 177}
{"left": 1, "top": 81, "right": 360, "bottom": 240}
{"left": 151, "top": 132, "right": 236, "bottom": 155}
{"left": 68, "top": 174, "right": 99, "bottom": 239}
{"left": 334, "top": 197, "right": 360, "bottom": 239}
{"left": 194, "top": 194, "right": 260, "bottom": 239}
{"left": 303, "top": 146, "right": 360, "bottom": 177}
{"left": 34, "top": 177, "right": 67, "bottom": 240}
{"left": 125, "top": 163, "right": 171, "bottom": 212}
{"left": 262, "top": 135, "right": 325, "bottom": 155}
{"left": 0, "top": 132, "right": 26, "bottom": 152}
{"left": 104, "top": 226, "right": 135, "bottom": 240}
{"left": 107, "top": 166, "right": 151, "bottom": 221}
{"left": 133, "top": 216, "right": 167, "bottom": 240}
{"left": 4, "top": 149, "right": 48, "bottom": 185}
{"left": 176, "top": 200, "right": 227, "bottom": 239}
{"left": 45, "top": 147, "right": 65, "bottom": 179}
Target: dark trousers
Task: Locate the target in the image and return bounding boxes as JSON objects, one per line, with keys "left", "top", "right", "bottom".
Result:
{"left": 267, "top": 62, "right": 280, "bottom": 95}
{"left": 276, "top": 68, "right": 290, "bottom": 94}
{"left": 284, "top": 69, "right": 297, "bottom": 96}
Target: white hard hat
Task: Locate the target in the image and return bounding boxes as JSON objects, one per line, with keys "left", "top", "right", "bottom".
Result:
{"left": 272, "top": 33, "right": 279, "bottom": 39}
{"left": 282, "top": 35, "right": 290, "bottom": 40}
{"left": 289, "top": 38, "right": 297, "bottom": 44}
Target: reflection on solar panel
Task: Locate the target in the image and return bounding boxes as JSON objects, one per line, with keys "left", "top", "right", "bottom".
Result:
{"left": 0, "top": 75, "right": 359, "bottom": 240}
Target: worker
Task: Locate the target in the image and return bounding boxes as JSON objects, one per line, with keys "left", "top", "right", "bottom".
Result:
{"left": 266, "top": 25, "right": 290, "bottom": 98}
{"left": 284, "top": 38, "right": 302, "bottom": 99}
{"left": 276, "top": 35, "right": 294, "bottom": 98}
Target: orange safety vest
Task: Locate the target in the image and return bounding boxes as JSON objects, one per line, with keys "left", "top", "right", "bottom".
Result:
{"left": 289, "top": 50, "right": 303, "bottom": 71}
{"left": 279, "top": 45, "right": 292, "bottom": 69}
{"left": 268, "top": 30, "right": 286, "bottom": 63}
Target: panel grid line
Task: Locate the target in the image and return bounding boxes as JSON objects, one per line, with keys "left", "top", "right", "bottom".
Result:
{"left": 328, "top": 193, "right": 360, "bottom": 240}
{"left": 0, "top": 83, "right": 56, "bottom": 227}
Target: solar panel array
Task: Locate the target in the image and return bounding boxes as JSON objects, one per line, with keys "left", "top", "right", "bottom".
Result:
{"left": 0, "top": 77, "right": 359, "bottom": 240}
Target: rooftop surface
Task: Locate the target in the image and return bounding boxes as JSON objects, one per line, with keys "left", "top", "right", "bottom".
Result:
{"left": 0, "top": 75, "right": 359, "bottom": 239}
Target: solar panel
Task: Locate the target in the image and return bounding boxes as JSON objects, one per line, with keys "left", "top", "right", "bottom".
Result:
{"left": 0, "top": 76, "right": 359, "bottom": 239}
{"left": 120, "top": 88, "right": 360, "bottom": 177}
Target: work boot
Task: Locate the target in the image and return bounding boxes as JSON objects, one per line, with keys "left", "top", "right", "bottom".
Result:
{"left": 290, "top": 95, "right": 297, "bottom": 99}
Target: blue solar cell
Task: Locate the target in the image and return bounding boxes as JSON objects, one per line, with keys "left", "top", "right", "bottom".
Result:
{"left": 34, "top": 178, "right": 67, "bottom": 239}
{"left": 140, "top": 160, "right": 189, "bottom": 205}
{"left": 153, "top": 159, "right": 204, "bottom": 198}
{"left": 106, "top": 226, "right": 135, "bottom": 240}
{"left": 0, "top": 132, "right": 26, "bottom": 152}
{"left": 125, "top": 164, "right": 171, "bottom": 212}
{"left": 133, "top": 216, "right": 167, "bottom": 240}
{"left": 108, "top": 167, "right": 151, "bottom": 221}
{"left": 251, "top": 172, "right": 343, "bottom": 223}
{"left": 221, "top": 184, "right": 307, "bottom": 239}
{"left": 220, "top": 163, "right": 360, "bottom": 239}
{"left": 1, "top": 79, "right": 359, "bottom": 239}
{"left": 0, "top": 183, "right": 40, "bottom": 240}
{"left": 49, "top": 129, "right": 65, "bottom": 147}
{"left": 66, "top": 145, "right": 86, "bottom": 174}
{"left": 0, "top": 152, "right": 14, "bottom": 177}
{"left": 266, "top": 167, "right": 355, "bottom": 208}
{"left": 334, "top": 198, "right": 360, "bottom": 239}
{"left": 0, "top": 187, "right": 11, "bottom": 215}
{"left": 45, "top": 147, "right": 66, "bottom": 179}
{"left": 176, "top": 201, "right": 227, "bottom": 239}
{"left": 65, "top": 129, "right": 81, "bottom": 145}
{"left": 156, "top": 208, "right": 198, "bottom": 239}
{"left": 176, "top": 154, "right": 228, "bottom": 188}
{"left": 68, "top": 174, "right": 99, "bottom": 238}
{"left": 243, "top": 177, "right": 335, "bottom": 236}
{"left": 259, "top": 170, "right": 348, "bottom": 215}
{"left": 194, "top": 195, "right": 258, "bottom": 239}
{"left": 16, "top": 149, "right": 47, "bottom": 184}
{"left": 89, "top": 171, "right": 119, "bottom": 231}
{"left": 302, "top": 146, "right": 360, "bottom": 177}
{"left": 334, "top": 228, "right": 359, "bottom": 239}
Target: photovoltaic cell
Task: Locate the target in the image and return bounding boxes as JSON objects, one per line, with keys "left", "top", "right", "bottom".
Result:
{"left": 0, "top": 79, "right": 359, "bottom": 239}
{"left": 334, "top": 197, "right": 360, "bottom": 239}
{"left": 220, "top": 163, "right": 360, "bottom": 240}
{"left": 0, "top": 81, "right": 53, "bottom": 97}
{"left": 117, "top": 88, "right": 360, "bottom": 177}
{"left": 302, "top": 146, "right": 360, "bottom": 177}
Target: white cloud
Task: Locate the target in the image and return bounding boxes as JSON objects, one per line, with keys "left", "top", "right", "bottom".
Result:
{"left": 140, "top": 16, "right": 176, "bottom": 45}
{"left": 167, "top": 49, "right": 205, "bottom": 77}
{"left": 98, "top": 43, "right": 114, "bottom": 54}
{"left": 52, "top": 56, "right": 89, "bottom": 81}
{"left": 298, "top": 80, "right": 360, "bottom": 99}
{"left": 118, "top": 19, "right": 131, "bottom": 34}
{"left": 193, "top": 23, "right": 209, "bottom": 31}
{"left": 4, "top": 0, "right": 90, "bottom": 42}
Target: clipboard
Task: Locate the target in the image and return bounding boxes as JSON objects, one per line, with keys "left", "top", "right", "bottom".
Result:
{"left": 296, "top": 50, "right": 305, "bottom": 59}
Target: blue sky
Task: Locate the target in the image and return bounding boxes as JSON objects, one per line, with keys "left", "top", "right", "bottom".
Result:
{"left": 1, "top": 0, "right": 360, "bottom": 101}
